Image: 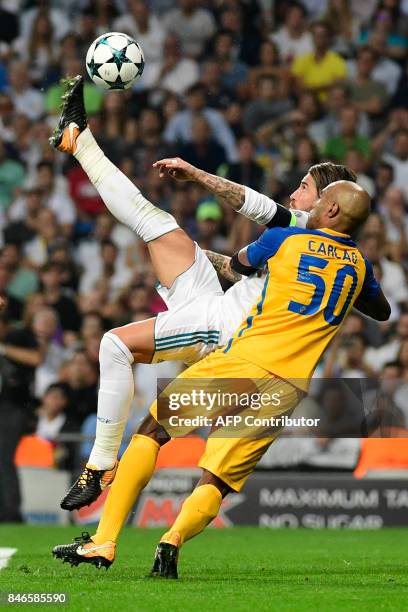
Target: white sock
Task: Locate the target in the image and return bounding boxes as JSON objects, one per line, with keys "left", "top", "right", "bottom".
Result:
{"left": 74, "top": 127, "right": 179, "bottom": 242}
{"left": 88, "top": 332, "right": 135, "bottom": 470}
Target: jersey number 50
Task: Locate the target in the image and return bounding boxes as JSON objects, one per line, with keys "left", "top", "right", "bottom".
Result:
{"left": 288, "top": 254, "right": 358, "bottom": 326}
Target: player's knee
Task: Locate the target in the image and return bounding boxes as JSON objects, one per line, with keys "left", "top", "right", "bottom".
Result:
{"left": 199, "top": 469, "right": 232, "bottom": 498}
{"left": 99, "top": 331, "right": 134, "bottom": 367}
{"left": 137, "top": 414, "right": 170, "bottom": 446}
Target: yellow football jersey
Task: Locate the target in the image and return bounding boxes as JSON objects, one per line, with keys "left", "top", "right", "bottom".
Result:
{"left": 224, "top": 227, "right": 380, "bottom": 390}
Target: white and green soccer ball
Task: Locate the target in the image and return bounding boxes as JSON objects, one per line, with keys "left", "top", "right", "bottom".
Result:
{"left": 86, "top": 32, "right": 144, "bottom": 90}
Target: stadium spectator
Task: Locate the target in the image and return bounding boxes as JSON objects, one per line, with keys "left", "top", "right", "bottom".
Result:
{"left": 301, "top": 0, "right": 329, "bottom": 19}
{"left": 66, "top": 163, "right": 105, "bottom": 220}
{"left": 0, "top": 262, "right": 23, "bottom": 323}
{"left": 379, "top": 187, "right": 408, "bottom": 254}
{"left": 114, "top": 0, "right": 166, "bottom": 84}
{"left": 80, "top": 311, "right": 105, "bottom": 343}
{"left": 59, "top": 350, "right": 98, "bottom": 424}
{"left": 243, "top": 75, "right": 293, "bottom": 133}
{"left": 359, "top": 232, "right": 408, "bottom": 307}
{"left": 363, "top": 361, "right": 406, "bottom": 433}
{"left": 372, "top": 108, "right": 408, "bottom": 155}
{"left": 195, "top": 199, "right": 227, "bottom": 252}
{"left": 81, "top": 238, "right": 133, "bottom": 299}
{"left": 372, "top": 161, "right": 395, "bottom": 209}
{"left": 398, "top": 339, "right": 408, "bottom": 378}
{"left": 200, "top": 58, "right": 236, "bottom": 111}
{"left": 0, "top": 310, "right": 41, "bottom": 523}
{"left": 27, "top": 160, "right": 75, "bottom": 237}
{"left": 177, "top": 114, "right": 227, "bottom": 175}
{"left": 6, "top": 60, "right": 44, "bottom": 121}
{"left": 163, "top": 0, "right": 216, "bottom": 59}
{"left": 123, "top": 283, "right": 154, "bottom": 320}
{"left": 270, "top": 1, "right": 313, "bottom": 64}
{"left": 292, "top": 20, "right": 347, "bottom": 101}
{"left": 391, "top": 55, "right": 408, "bottom": 107}
{"left": 344, "top": 149, "right": 375, "bottom": 196}
{"left": 166, "top": 186, "right": 197, "bottom": 238}
{"left": 358, "top": 5, "right": 408, "bottom": 61}
{"left": 323, "top": 0, "right": 361, "bottom": 57}
{"left": 324, "top": 105, "right": 371, "bottom": 162}
{"left": 77, "top": 213, "right": 129, "bottom": 285}
{"left": 348, "top": 46, "right": 388, "bottom": 117}
{"left": 13, "top": 9, "right": 57, "bottom": 87}
{"left": 382, "top": 130, "right": 408, "bottom": 200}
{"left": 19, "top": 2, "right": 70, "bottom": 43}
{"left": 365, "top": 312, "right": 408, "bottom": 371}
{"left": 39, "top": 262, "right": 81, "bottom": 334}
{"left": 352, "top": 29, "right": 402, "bottom": 96}
{"left": 78, "top": 0, "right": 119, "bottom": 39}
{"left": 218, "top": 1, "right": 262, "bottom": 67}
{"left": 323, "top": 331, "right": 376, "bottom": 378}
{"left": 0, "top": 137, "right": 25, "bottom": 211}
{"left": 148, "top": 34, "right": 199, "bottom": 95}
{"left": 35, "top": 382, "right": 77, "bottom": 444}
{"left": 130, "top": 107, "right": 169, "bottom": 177}
{"left": 48, "top": 242, "right": 80, "bottom": 293}
{"left": 294, "top": 91, "right": 327, "bottom": 148}
{"left": 226, "top": 137, "right": 265, "bottom": 193}
{"left": 351, "top": 0, "right": 380, "bottom": 27}
{"left": 1, "top": 242, "right": 38, "bottom": 303}
{"left": 31, "top": 307, "right": 68, "bottom": 399}
{"left": 281, "top": 136, "right": 320, "bottom": 195}
{"left": 314, "top": 382, "right": 365, "bottom": 437}
{"left": 323, "top": 83, "right": 370, "bottom": 139}
{"left": 163, "top": 83, "right": 238, "bottom": 162}
{"left": 6, "top": 187, "right": 43, "bottom": 246}
{"left": 35, "top": 381, "right": 78, "bottom": 469}
{"left": 246, "top": 40, "right": 288, "bottom": 98}
{"left": 24, "top": 208, "right": 60, "bottom": 269}
{"left": 212, "top": 29, "right": 248, "bottom": 92}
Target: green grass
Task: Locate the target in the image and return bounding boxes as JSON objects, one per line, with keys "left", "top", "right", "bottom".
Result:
{"left": 0, "top": 526, "right": 407, "bottom": 611}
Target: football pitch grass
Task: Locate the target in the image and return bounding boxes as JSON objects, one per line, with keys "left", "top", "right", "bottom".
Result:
{"left": 0, "top": 526, "right": 407, "bottom": 611}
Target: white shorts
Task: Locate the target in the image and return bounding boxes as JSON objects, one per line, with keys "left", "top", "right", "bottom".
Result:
{"left": 152, "top": 244, "right": 265, "bottom": 365}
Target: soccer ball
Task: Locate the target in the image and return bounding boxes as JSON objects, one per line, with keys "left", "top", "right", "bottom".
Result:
{"left": 86, "top": 32, "right": 144, "bottom": 91}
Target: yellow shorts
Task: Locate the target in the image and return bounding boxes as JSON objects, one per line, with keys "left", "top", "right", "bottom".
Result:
{"left": 150, "top": 349, "right": 301, "bottom": 492}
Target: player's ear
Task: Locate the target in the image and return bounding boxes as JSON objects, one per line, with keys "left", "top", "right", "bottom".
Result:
{"left": 327, "top": 200, "right": 339, "bottom": 219}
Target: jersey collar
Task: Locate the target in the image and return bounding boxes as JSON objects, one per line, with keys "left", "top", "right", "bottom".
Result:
{"left": 318, "top": 228, "right": 351, "bottom": 238}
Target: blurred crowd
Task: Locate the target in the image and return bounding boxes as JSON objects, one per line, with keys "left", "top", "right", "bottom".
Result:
{"left": 1, "top": 0, "right": 408, "bottom": 489}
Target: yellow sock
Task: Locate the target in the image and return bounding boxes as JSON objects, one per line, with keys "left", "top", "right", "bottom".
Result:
{"left": 161, "top": 484, "right": 222, "bottom": 547}
{"left": 92, "top": 434, "right": 160, "bottom": 544}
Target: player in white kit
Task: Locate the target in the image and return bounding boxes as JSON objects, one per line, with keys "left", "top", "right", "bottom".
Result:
{"left": 50, "top": 76, "right": 357, "bottom": 510}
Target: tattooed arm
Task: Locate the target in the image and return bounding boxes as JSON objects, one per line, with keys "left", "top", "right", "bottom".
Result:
{"left": 152, "top": 157, "right": 292, "bottom": 227}
{"left": 204, "top": 250, "right": 243, "bottom": 284}
{"left": 194, "top": 170, "right": 245, "bottom": 210}
{"left": 205, "top": 250, "right": 267, "bottom": 283}
{"left": 153, "top": 157, "right": 245, "bottom": 210}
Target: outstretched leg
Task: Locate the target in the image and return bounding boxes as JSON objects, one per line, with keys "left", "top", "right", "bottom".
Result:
{"left": 60, "top": 318, "right": 156, "bottom": 510}
{"left": 50, "top": 78, "right": 221, "bottom": 509}
{"left": 50, "top": 75, "right": 196, "bottom": 289}
{"left": 53, "top": 414, "right": 170, "bottom": 569}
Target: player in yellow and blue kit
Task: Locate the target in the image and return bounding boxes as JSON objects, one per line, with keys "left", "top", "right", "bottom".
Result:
{"left": 52, "top": 180, "right": 390, "bottom": 577}
{"left": 224, "top": 220, "right": 378, "bottom": 389}
{"left": 143, "top": 180, "right": 390, "bottom": 577}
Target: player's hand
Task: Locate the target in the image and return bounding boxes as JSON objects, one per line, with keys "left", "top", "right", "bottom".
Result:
{"left": 0, "top": 296, "right": 5, "bottom": 311}
{"left": 153, "top": 157, "right": 199, "bottom": 182}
